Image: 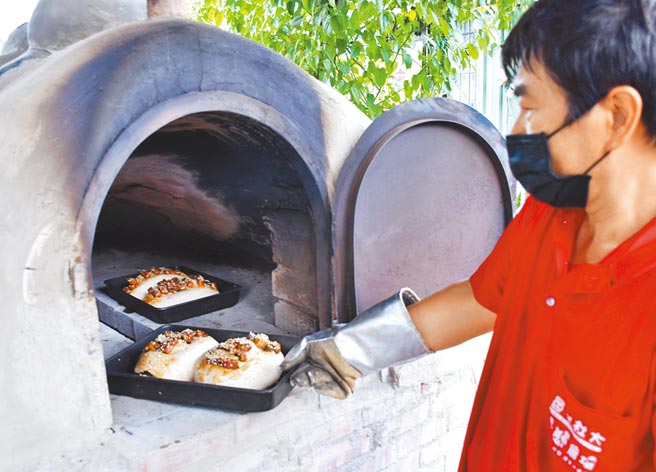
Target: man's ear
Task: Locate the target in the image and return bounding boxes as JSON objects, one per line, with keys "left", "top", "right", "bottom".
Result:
{"left": 602, "top": 85, "right": 644, "bottom": 150}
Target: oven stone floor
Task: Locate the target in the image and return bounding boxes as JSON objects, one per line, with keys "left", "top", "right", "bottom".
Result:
{"left": 92, "top": 247, "right": 289, "bottom": 340}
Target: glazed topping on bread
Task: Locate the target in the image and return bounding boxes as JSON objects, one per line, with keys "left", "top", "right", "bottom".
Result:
{"left": 204, "top": 350, "right": 240, "bottom": 370}
{"left": 124, "top": 267, "right": 188, "bottom": 292}
{"left": 248, "top": 332, "right": 282, "bottom": 354}
{"left": 202, "top": 333, "right": 281, "bottom": 371}
{"left": 122, "top": 267, "right": 219, "bottom": 305}
{"left": 218, "top": 338, "right": 253, "bottom": 362}
{"left": 143, "top": 329, "right": 209, "bottom": 354}
{"left": 141, "top": 276, "right": 218, "bottom": 304}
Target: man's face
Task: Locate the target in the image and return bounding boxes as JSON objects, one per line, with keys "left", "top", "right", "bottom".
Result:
{"left": 510, "top": 61, "right": 605, "bottom": 176}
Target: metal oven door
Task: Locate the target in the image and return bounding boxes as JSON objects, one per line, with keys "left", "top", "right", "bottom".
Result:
{"left": 333, "top": 98, "right": 515, "bottom": 321}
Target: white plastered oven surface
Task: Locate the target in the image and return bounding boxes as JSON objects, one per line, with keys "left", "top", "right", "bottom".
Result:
{"left": 37, "top": 322, "right": 489, "bottom": 472}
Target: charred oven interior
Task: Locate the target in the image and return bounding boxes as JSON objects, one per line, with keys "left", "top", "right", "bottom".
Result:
{"left": 93, "top": 111, "right": 318, "bottom": 336}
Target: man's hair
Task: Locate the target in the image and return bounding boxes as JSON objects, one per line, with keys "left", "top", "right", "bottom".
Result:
{"left": 502, "top": 0, "right": 656, "bottom": 136}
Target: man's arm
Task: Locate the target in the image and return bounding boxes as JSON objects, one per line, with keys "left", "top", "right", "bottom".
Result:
{"left": 409, "top": 280, "right": 496, "bottom": 352}
{"left": 282, "top": 280, "right": 496, "bottom": 398}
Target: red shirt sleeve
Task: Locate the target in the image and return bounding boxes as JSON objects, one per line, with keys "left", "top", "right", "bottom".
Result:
{"left": 469, "top": 197, "right": 541, "bottom": 314}
{"left": 651, "top": 357, "right": 656, "bottom": 468}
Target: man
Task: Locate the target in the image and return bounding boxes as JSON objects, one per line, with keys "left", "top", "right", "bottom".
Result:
{"left": 282, "top": 0, "right": 656, "bottom": 470}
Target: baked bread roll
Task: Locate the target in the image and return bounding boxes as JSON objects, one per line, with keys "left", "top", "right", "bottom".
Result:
{"left": 195, "top": 332, "right": 284, "bottom": 389}
{"left": 123, "top": 267, "right": 219, "bottom": 308}
{"left": 134, "top": 329, "right": 219, "bottom": 381}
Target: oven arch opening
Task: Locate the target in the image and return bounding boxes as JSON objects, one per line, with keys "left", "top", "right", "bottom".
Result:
{"left": 78, "top": 92, "right": 333, "bottom": 342}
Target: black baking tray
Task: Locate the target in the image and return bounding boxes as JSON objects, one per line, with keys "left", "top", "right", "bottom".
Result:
{"left": 104, "top": 266, "right": 241, "bottom": 323}
{"left": 105, "top": 325, "right": 300, "bottom": 412}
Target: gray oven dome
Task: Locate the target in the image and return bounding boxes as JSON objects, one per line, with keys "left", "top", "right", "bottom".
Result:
{"left": 0, "top": 23, "right": 28, "bottom": 66}
{"left": 0, "top": 17, "right": 369, "bottom": 470}
{"left": 28, "top": 0, "right": 147, "bottom": 51}
{"left": 0, "top": 0, "right": 147, "bottom": 84}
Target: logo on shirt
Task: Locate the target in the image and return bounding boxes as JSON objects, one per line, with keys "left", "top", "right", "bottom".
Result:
{"left": 549, "top": 395, "right": 606, "bottom": 471}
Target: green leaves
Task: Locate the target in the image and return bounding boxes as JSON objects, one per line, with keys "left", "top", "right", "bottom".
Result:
{"left": 197, "top": 0, "right": 535, "bottom": 117}
{"left": 402, "top": 49, "right": 413, "bottom": 69}
{"left": 466, "top": 42, "right": 479, "bottom": 60}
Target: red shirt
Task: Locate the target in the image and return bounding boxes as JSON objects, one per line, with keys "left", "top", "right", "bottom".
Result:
{"left": 461, "top": 197, "right": 656, "bottom": 471}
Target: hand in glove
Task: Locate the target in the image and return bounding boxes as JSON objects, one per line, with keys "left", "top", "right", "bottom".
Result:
{"left": 280, "top": 328, "right": 362, "bottom": 399}
{"left": 281, "top": 288, "right": 431, "bottom": 399}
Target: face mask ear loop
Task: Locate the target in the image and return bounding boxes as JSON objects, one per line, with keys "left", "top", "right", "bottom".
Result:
{"left": 546, "top": 119, "right": 573, "bottom": 139}
{"left": 582, "top": 151, "right": 611, "bottom": 175}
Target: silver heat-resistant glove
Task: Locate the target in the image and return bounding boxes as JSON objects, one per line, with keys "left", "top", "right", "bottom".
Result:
{"left": 281, "top": 288, "right": 431, "bottom": 399}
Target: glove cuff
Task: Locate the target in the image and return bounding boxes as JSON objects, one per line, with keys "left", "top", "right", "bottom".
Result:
{"left": 334, "top": 288, "right": 431, "bottom": 375}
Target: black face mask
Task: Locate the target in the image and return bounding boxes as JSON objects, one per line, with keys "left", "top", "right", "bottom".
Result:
{"left": 507, "top": 121, "right": 609, "bottom": 208}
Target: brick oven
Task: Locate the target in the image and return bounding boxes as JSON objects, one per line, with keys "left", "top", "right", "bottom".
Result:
{"left": 0, "top": 1, "right": 513, "bottom": 469}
